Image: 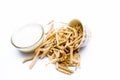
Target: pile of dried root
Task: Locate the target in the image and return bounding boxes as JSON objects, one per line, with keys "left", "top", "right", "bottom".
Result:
{"left": 23, "top": 19, "right": 83, "bottom": 74}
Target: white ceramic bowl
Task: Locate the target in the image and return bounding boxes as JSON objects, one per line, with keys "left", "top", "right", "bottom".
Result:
{"left": 47, "top": 21, "right": 90, "bottom": 48}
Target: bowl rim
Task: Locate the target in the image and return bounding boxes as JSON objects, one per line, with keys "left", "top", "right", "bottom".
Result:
{"left": 11, "top": 23, "right": 44, "bottom": 49}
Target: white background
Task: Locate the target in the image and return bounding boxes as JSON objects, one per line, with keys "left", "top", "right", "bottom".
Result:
{"left": 0, "top": 0, "right": 120, "bottom": 80}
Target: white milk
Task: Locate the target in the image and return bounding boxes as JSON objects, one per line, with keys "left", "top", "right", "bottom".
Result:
{"left": 11, "top": 23, "right": 44, "bottom": 52}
